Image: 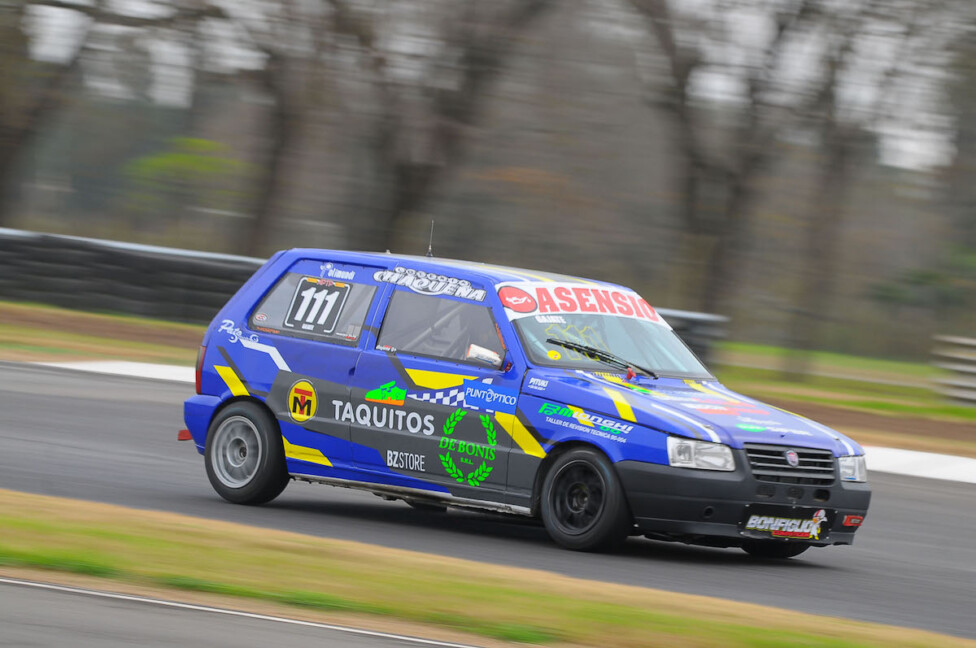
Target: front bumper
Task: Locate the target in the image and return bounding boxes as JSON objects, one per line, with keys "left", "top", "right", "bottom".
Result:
{"left": 616, "top": 451, "right": 871, "bottom": 547}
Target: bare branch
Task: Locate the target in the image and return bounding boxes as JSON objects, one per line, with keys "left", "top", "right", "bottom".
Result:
{"left": 31, "top": 0, "right": 227, "bottom": 29}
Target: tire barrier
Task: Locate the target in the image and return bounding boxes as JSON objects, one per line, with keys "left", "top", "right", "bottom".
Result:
{"left": 933, "top": 335, "right": 976, "bottom": 405}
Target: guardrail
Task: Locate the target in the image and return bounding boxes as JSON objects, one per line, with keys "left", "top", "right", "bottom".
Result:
{"left": 932, "top": 335, "right": 976, "bottom": 405}
{"left": 0, "top": 228, "right": 728, "bottom": 361}
{"left": 0, "top": 228, "right": 263, "bottom": 323}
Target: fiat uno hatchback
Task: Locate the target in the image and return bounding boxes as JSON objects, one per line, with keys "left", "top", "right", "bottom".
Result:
{"left": 182, "top": 250, "right": 870, "bottom": 557}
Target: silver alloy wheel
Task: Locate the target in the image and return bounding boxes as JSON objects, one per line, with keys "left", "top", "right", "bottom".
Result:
{"left": 211, "top": 415, "right": 263, "bottom": 488}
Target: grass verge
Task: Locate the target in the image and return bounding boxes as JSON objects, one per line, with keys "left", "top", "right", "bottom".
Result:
{"left": 0, "top": 489, "right": 972, "bottom": 648}
{"left": 714, "top": 365, "right": 976, "bottom": 423}
{"left": 716, "top": 342, "right": 939, "bottom": 381}
{"left": 0, "top": 300, "right": 201, "bottom": 365}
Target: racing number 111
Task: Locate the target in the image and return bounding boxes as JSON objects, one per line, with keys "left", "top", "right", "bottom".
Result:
{"left": 285, "top": 278, "right": 349, "bottom": 334}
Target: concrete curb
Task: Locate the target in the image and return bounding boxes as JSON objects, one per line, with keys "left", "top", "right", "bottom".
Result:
{"left": 30, "top": 361, "right": 976, "bottom": 486}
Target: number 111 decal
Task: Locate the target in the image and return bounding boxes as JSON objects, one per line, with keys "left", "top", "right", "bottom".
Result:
{"left": 284, "top": 277, "right": 350, "bottom": 335}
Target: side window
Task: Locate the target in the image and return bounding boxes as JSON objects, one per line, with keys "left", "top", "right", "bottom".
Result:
{"left": 376, "top": 291, "right": 504, "bottom": 363}
{"left": 249, "top": 273, "right": 376, "bottom": 344}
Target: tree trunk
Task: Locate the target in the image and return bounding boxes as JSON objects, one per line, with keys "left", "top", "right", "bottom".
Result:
{"left": 0, "top": 147, "right": 19, "bottom": 227}
{"left": 699, "top": 178, "right": 752, "bottom": 315}
{"left": 782, "top": 125, "right": 851, "bottom": 378}
{"left": 242, "top": 56, "right": 296, "bottom": 257}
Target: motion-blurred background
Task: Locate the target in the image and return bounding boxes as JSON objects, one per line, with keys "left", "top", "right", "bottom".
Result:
{"left": 2, "top": 0, "right": 975, "bottom": 362}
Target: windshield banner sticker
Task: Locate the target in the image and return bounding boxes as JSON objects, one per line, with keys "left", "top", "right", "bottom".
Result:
{"left": 374, "top": 267, "right": 486, "bottom": 301}
{"left": 496, "top": 282, "right": 669, "bottom": 327}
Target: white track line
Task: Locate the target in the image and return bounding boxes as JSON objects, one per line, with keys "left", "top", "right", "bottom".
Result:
{"left": 863, "top": 446, "right": 976, "bottom": 485}
{"left": 36, "top": 361, "right": 194, "bottom": 384}
{"left": 0, "top": 577, "right": 481, "bottom": 648}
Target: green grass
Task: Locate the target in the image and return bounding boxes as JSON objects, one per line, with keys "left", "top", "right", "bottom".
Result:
{"left": 3, "top": 299, "right": 206, "bottom": 334}
{"left": 0, "top": 489, "right": 963, "bottom": 648}
{"left": 716, "top": 341, "right": 939, "bottom": 379}
{"left": 714, "top": 362, "right": 976, "bottom": 423}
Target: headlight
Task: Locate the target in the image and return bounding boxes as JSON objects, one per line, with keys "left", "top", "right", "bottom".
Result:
{"left": 838, "top": 455, "right": 867, "bottom": 482}
{"left": 667, "top": 436, "right": 735, "bottom": 471}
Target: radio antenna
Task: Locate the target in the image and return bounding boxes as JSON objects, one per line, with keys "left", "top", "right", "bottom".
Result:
{"left": 425, "top": 219, "right": 435, "bottom": 257}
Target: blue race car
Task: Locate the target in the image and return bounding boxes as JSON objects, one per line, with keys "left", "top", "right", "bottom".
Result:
{"left": 182, "top": 250, "right": 870, "bottom": 557}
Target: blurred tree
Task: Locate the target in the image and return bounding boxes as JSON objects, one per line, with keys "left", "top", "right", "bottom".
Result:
{"left": 629, "top": 0, "right": 963, "bottom": 320}
{"left": 947, "top": 26, "right": 976, "bottom": 250}
{"left": 121, "top": 136, "right": 248, "bottom": 229}
{"left": 784, "top": 0, "right": 930, "bottom": 376}
{"left": 219, "top": 0, "right": 333, "bottom": 256}
{"left": 630, "top": 0, "right": 821, "bottom": 315}
{"left": 325, "top": 0, "right": 553, "bottom": 252}
{"left": 0, "top": 0, "right": 224, "bottom": 227}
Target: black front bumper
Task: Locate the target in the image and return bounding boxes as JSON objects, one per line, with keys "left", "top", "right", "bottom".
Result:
{"left": 616, "top": 451, "right": 871, "bottom": 547}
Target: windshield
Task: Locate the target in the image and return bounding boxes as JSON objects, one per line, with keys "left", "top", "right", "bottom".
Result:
{"left": 499, "top": 281, "right": 712, "bottom": 378}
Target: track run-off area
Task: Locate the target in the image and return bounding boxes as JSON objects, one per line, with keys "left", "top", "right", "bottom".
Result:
{"left": 1, "top": 363, "right": 974, "bottom": 641}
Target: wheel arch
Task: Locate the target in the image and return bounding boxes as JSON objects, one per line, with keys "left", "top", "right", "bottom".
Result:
{"left": 207, "top": 396, "right": 282, "bottom": 443}
{"left": 530, "top": 440, "right": 614, "bottom": 517}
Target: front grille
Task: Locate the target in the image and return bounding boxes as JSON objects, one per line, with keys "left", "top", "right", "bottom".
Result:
{"left": 744, "top": 444, "right": 835, "bottom": 486}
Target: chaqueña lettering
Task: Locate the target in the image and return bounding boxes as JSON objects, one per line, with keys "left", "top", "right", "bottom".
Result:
{"left": 373, "top": 267, "right": 487, "bottom": 302}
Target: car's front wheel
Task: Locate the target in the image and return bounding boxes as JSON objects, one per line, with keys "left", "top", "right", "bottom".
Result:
{"left": 540, "top": 448, "right": 632, "bottom": 551}
{"left": 205, "top": 402, "right": 289, "bottom": 505}
{"left": 741, "top": 540, "right": 811, "bottom": 559}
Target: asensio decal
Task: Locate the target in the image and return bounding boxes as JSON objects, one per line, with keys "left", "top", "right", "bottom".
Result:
{"left": 438, "top": 410, "right": 497, "bottom": 487}
{"left": 288, "top": 380, "right": 317, "bottom": 423}
{"left": 374, "top": 266, "right": 486, "bottom": 301}
{"left": 495, "top": 282, "right": 668, "bottom": 326}
{"left": 497, "top": 286, "right": 537, "bottom": 313}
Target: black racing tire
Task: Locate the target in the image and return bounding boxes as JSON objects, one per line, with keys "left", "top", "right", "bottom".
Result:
{"left": 205, "top": 401, "right": 289, "bottom": 505}
{"left": 741, "top": 540, "right": 811, "bottom": 559}
{"left": 540, "top": 448, "right": 632, "bottom": 552}
{"left": 406, "top": 500, "right": 448, "bottom": 513}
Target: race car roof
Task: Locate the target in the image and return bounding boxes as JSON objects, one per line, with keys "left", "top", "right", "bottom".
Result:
{"left": 282, "top": 249, "right": 628, "bottom": 290}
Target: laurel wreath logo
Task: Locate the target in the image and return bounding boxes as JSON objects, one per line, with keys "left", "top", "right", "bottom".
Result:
{"left": 439, "top": 409, "right": 498, "bottom": 487}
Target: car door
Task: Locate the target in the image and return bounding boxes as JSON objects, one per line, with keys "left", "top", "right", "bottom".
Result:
{"left": 246, "top": 258, "right": 384, "bottom": 475}
{"left": 350, "top": 286, "right": 520, "bottom": 499}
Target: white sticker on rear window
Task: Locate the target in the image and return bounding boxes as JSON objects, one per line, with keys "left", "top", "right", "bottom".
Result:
{"left": 284, "top": 277, "right": 350, "bottom": 335}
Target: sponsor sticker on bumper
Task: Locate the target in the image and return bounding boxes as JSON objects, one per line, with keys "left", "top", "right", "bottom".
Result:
{"left": 740, "top": 505, "right": 833, "bottom": 541}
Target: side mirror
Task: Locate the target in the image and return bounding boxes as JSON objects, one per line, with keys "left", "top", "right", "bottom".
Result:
{"left": 465, "top": 344, "right": 503, "bottom": 369}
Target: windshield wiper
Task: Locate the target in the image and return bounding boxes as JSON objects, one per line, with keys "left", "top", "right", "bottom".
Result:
{"left": 545, "top": 338, "right": 659, "bottom": 379}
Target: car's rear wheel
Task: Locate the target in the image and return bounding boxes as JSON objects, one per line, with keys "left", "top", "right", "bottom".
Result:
{"left": 205, "top": 402, "right": 289, "bottom": 505}
{"left": 540, "top": 448, "right": 632, "bottom": 552}
{"left": 741, "top": 540, "right": 811, "bottom": 559}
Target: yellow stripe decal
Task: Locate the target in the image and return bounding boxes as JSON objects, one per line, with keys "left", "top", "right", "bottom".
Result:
{"left": 602, "top": 387, "right": 637, "bottom": 422}
{"left": 282, "top": 436, "right": 333, "bottom": 467}
{"left": 567, "top": 405, "right": 593, "bottom": 427}
{"left": 405, "top": 369, "right": 474, "bottom": 390}
{"left": 494, "top": 413, "right": 547, "bottom": 458}
{"left": 684, "top": 379, "right": 736, "bottom": 402}
{"left": 214, "top": 365, "right": 248, "bottom": 397}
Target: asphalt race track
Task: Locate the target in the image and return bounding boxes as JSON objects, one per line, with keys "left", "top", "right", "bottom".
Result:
{"left": 1, "top": 363, "right": 975, "bottom": 640}
{"left": 0, "top": 579, "right": 470, "bottom": 648}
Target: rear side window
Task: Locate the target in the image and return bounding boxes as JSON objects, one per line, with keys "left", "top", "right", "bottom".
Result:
{"left": 250, "top": 272, "right": 376, "bottom": 344}
{"left": 376, "top": 291, "right": 504, "bottom": 363}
